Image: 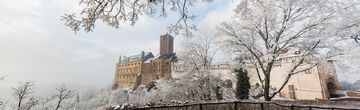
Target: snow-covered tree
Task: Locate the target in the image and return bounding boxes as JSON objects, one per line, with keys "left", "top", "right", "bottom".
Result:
{"left": 218, "top": 0, "right": 360, "bottom": 101}
{"left": 12, "top": 81, "right": 38, "bottom": 110}
{"left": 79, "top": 86, "right": 101, "bottom": 101}
{"left": 53, "top": 85, "right": 75, "bottom": 110}
{"left": 179, "top": 28, "right": 218, "bottom": 76}
{"left": 150, "top": 75, "right": 234, "bottom": 102}
{"left": 36, "top": 96, "right": 54, "bottom": 110}
{"left": 23, "top": 97, "right": 39, "bottom": 110}
{"left": 175, "top": 28, "right": 221, "bottom": 102}
{"left": 62, "top": 0, "right": 213, "bottom": 36}
{"left": 28, "top": 75, "right": 235, "bottom": 109}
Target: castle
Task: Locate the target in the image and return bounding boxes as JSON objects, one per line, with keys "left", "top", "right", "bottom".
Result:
{"left": 112, "top": 34, "right": 177, "bottom": 89}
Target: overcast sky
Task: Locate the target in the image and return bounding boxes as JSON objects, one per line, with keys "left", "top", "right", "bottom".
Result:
{"left": 1, "top": 0, "right": 359, "bottom": 100}
{"left": 0, "top": 0, "right": 240, "bottom": 99}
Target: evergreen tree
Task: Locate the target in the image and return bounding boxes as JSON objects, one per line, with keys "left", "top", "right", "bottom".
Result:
{"left": 214, "top": 86, "right": 223, "bottom": 100}
{"left": 235, "top": 68, "right": 250, "bottom": 100}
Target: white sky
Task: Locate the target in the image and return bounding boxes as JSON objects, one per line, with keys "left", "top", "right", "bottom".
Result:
{"left": 0, "top": 0, "right": 240, "bottom": 99}
{"left": 0, "top": 0, "right": 359, "bottom": 100}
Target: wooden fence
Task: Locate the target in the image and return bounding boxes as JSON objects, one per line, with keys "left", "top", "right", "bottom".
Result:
{"left": 133, "top": 101, "right": 359, "bottom": 110}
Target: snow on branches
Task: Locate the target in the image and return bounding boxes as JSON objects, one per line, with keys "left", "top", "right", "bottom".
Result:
{"left": 62, "top": 0, "right": 213, "bottom": 36}
{"left": 218, "top": 0, "right": 360, "bottom": 101}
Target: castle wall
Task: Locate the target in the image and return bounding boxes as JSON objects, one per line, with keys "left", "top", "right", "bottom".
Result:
{"left": 248, "top": 57, "right": 339, "bottom": 100}
{"left": 141, "top": 63, "right": 156, "bottom": 84}
{"left": 152, "top": 59, "right": 172, "bottom": 80}
{"left": 114, "top": 61, "right": 142, "bottom": 88}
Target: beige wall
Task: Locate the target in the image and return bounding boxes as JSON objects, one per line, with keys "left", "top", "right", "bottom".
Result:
{"left": 114, "top": 61, "right": 142, "bottom": 88}
{"left": 141, "top": 63, "right": 156, "bottom": 84}
{"left": 248, "top": 58, "right": 339, "bottom": 100}
{"left": 114, "top": 58, "right": 173, "bottom": 89}
{"left": 152, "top": 59, "right": 172, "bottom": 80}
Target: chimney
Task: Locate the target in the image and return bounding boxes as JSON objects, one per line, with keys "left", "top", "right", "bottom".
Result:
{"left": 119, "top": 55, "right": 122, "bottom": 63}
{"left": 141, "top": 51, "right": 145, "bottom": 60}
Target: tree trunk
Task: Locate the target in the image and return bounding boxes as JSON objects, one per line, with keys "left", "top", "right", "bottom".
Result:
{"left": 17, "top": 99, "right": 22, "bottom": 110}
{"left": 55, "top": 100, "right": 61, "bottom": 110}
{"left": 264, "top": 73, "right": 271, "bottom": 101}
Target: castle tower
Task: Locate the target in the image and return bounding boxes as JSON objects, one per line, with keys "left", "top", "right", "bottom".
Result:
{"left": 160, "top": 34, "right": 174, "bottom": 56}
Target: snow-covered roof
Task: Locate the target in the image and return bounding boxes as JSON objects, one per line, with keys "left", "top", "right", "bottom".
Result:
{"left": 155, "top": 53, "right": 177, "bottom": 62}
{"left": 120, "top": 52, "right": 154, "bottom": 63}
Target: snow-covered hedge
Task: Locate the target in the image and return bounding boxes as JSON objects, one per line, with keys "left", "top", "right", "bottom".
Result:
{"left": 69, "top": 74, "right": 237, "bottom": 109}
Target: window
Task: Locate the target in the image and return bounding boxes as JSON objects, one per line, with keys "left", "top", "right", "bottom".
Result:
{"left": 288, "top": 85, "right": 296, "bottom": 99}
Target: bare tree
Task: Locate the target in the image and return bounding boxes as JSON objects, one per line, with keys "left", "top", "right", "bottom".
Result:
{"left": 218, "top": 0, "right": 360, "bottom": 101}
{"left": 37, "top": 96, "right": 54, "bottom": 110}
{"left": 177, "top": 28, "right": 218, "bottom": 101}
{"left": 180, "top": 28, "right": 218, "bottom": 76}
{"left": 62, "top": 0, "right": 213, "bottom": 36}
{"left": 23, "top": 97, "right": 39, "bottom": 110}
{"left": 12, "top": 81, "right": 35, "bottom": 110}
{"left": 53, "top": 85, "right": 74, "bottom": 110}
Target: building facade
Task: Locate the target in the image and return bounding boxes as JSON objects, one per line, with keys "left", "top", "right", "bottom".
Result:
{"left": 113, "top": 34, "right": 176, "bottom": 89}
{"left": 247, "top": 50, "right": 340, "bottom": 100}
